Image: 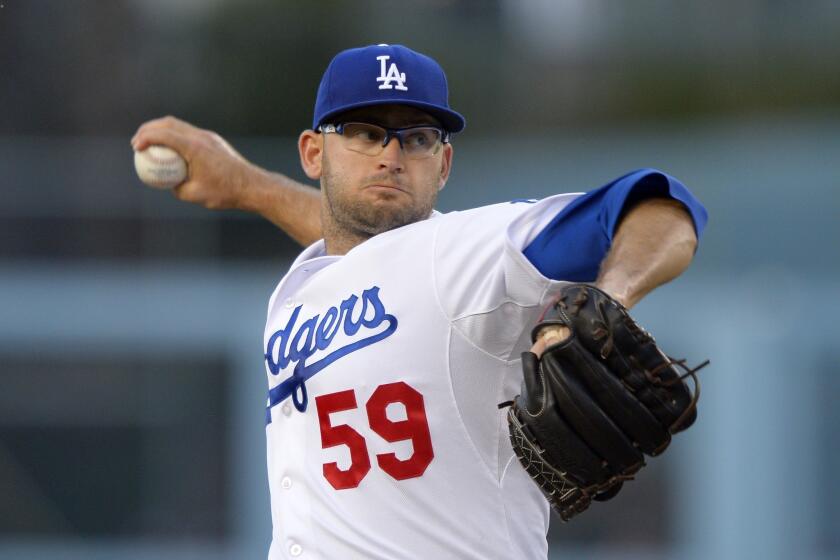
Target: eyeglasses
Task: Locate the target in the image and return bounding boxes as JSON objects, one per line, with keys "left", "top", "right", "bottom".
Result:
{"left": 319, "top": 122, "right": 449, "bottom": 159}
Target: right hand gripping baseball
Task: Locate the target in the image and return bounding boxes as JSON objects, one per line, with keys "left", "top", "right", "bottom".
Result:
{"left": 505, "top": 284, "right": 707, "bottom": 521}
{"left": 131, "top": 116, "right": 253, "bottom": 210}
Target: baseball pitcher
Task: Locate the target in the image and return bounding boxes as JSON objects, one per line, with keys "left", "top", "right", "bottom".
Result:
{"left": 132, "top": 44, "right": 708, "bottom": 560}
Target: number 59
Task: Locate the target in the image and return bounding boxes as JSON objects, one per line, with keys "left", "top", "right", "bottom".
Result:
{"left": 315, "top": 381, "right": 434, "bottom": 490}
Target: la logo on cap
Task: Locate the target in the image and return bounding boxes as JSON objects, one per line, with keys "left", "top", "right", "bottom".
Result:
{"left": 312, "top": 44, "right": 465, "bottom": 133}
{"left": 376, "top": 54, "right": 407, "bottom": 91}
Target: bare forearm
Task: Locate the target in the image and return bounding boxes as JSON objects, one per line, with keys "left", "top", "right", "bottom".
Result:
{"left": 132, "top": 116, "right": 324, "bottom": 248}
{"left": 238, "top": 168, "right": 323, "bottom": 247}
{"left": 596, "top": 198, "right": 697, "bottom": 309}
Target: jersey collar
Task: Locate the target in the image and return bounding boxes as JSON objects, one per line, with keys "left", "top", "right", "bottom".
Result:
{"left": 296, "top": 209, "right": 443, "bottom": 265}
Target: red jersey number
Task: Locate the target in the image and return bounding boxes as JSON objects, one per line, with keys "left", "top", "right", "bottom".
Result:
{"left": 315, "top": 389, "right": 371, "bottom": 490}
{"left": 315, "top": 381, "right": 434, "bottom": 490}
{"left": 366, "top": 382, "right": 434, "bottom": 480}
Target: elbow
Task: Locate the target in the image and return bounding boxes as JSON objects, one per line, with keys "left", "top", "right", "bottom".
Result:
{"left": 667, "top": 229, "right": 698, "bottom": 281}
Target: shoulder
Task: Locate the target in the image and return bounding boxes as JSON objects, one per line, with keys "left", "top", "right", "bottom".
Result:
{"left": 434, "top": 195, "right": 582, "bottom": 234}
{"left": 434, "top": 194, "right": 585, "bottom": 249}
{"left": 439, "top": 199, "right": 548, "bottom": 222}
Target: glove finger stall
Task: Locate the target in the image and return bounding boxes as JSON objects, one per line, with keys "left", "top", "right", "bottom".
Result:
{"left": 604, "top": 316, "right": 696, "bottom": 430}
{"left": 540, "top": 339, "right": 644, "bottom": 476}
{"left": 543, "top": 336, "right": 670, "bottom": 455}
{"left": 511, "top": 393, "right": 610, "bottom": 488}
{"left": 556, "top": 285, "right": 697, "bottom": 432}
{"left": 519, "top": 352, "right": 546, "bottom": 415}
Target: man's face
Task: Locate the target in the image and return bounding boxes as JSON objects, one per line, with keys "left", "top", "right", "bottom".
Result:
{"left": 317, "top": 104, "right": 453, "bottom": 238}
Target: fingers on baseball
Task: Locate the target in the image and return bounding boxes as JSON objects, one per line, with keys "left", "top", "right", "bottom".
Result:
{"left": 131, "top": 116, "right": 202, "bottom": 155}
{"left": 132, "top": 127, "right": 192, "bottom": 158}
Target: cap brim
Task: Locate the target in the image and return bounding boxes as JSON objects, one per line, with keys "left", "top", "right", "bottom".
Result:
{"left": 317, "top": 99, "right": 465, "bottom": 133}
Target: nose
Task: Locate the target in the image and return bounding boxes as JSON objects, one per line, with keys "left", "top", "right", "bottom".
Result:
{"left": 377, "top": 137, "right": 405, "bottom": 172}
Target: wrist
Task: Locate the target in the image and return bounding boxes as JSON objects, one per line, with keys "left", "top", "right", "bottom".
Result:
{"left": 593, "top": 281, "right": 634, "bottom": 309}
{"left": 234, "top": 164, "right": 272, "bottom": 214}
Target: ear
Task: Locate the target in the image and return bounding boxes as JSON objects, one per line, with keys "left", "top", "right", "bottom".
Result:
{"left": 299, "top": 130, "right": 324, "bottom": 179}
{"left": 437, "top": 143, "right": 453, "bottom": 191}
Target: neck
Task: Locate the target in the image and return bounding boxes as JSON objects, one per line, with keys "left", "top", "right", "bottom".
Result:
{"left": 320, "top": 207, "right": 371, "bottom": 256}
{"left": 323, "top": 231, "right": 369, "bottom": 256}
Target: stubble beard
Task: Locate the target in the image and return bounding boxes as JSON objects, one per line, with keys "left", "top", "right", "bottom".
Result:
{"left": 321, "top": 153, "right": 438, "bottom": 241}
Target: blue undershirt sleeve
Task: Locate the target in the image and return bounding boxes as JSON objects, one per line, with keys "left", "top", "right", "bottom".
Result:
{"left": 521, "top": 168, "right": 708, "bottom": 282}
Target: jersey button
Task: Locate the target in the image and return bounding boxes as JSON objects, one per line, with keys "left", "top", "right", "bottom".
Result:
{"left": 284, "top": 298, "right": 295, "bottom": 309}
{"left": 289, "top": 542, "right": 303, "bottom": 557}
{"left": 281, "top": 476, "right": 292, "bottom": 490}
{"left": 282, "top": 402, "right": 292, "bottom": 416}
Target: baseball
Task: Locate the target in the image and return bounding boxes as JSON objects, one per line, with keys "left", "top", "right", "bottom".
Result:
{"left": 134, "top": 145, "right": 188, "bottom": 189}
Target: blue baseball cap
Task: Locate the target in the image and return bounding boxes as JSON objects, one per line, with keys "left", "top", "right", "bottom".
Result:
{"left": 312, "top": 44, "right": 465, "bottom": 133}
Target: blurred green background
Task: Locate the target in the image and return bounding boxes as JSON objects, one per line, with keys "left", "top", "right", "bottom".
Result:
{"left": 1, "top": 1, "right": 839, "bottom": 559}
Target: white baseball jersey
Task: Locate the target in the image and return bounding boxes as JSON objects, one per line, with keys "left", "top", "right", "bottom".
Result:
{"left": 263, "top": 194, "right": 582, "bottom": 560}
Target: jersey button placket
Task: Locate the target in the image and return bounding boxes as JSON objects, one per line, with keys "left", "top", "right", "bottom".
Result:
{"left": 275, "top": 401, "right": 310, "bottom": 560}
